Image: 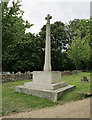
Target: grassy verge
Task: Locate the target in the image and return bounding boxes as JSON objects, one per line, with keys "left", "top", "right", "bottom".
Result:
{"left": 2, "top": 80, "right": 57, "bottom": 116}
{"left": 2, "top": 72, "right": 90, "bottom": 116}
{"left": 60, "top": 71, "right": 90, "bottom": 104}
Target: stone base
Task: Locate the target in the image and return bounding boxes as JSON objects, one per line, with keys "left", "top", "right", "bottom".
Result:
{"left": 15, "top": 71, "right": 76, "bottom": 102}
{"left": 33, "top": 71, "right": 61, "bottom": 84}
{"left": 24, "top": 82, "right": 68, "bottom": 90}
{"left": 15, "top": 84, "right": 76, "bottom": 102}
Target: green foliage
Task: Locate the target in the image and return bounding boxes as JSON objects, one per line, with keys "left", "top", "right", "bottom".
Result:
{"left": 3, "top": 20, "right": 75, "bottom": 72}
{"left": 39, "top": 21, "right": 74, "bottom": 71}
{"left": 66, "top": 19, "right": 90, "bottom": 70}
{"left": 3, "top": 33, "right": 44, "bottom": 72}
{"left": 67, "top": 19, "right": 90, "bottom": 42}
{"left": 39, "top": 21, "right": 69, "bottom": 50}
{"left": 66, "top": 30, "right": 90, "bottom": 70}
{"left": 2, "top": 0, "right": 33, "bottom": 72}
{"left": 2, "top": 0, "right": 32, "bottom": 52}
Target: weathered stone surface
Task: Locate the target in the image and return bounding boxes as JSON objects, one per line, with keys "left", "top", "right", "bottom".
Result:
{"left": 33, "top": 71, "right": 61, "bottom": 84}
{"left": 15, "top": 85, "right": 76, "bottom": 102}
{"left": 24, "top": 82, "right": 68, "bottom": 90}
{"left": 44, "top": 14, "right": 52, "bottom": 71}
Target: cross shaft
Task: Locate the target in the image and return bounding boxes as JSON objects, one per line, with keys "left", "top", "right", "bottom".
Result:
{"left": 44, "top": 14, "right": 52, "bottom": 71}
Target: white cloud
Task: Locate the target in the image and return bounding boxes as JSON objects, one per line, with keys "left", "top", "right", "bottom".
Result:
{"left": 21, "top": 0, "right": 90, "bottom": 34}
{"left": 22, "top": 0, "right": 91, "bottom": 3}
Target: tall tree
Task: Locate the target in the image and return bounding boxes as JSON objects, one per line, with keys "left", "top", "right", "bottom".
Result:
{"left": 3, "top": 33, "right": 44, "bottom": 72}
{"left": 67, "top": 19, "right": 90, "bottom": 46}
{"left": 2, "top": 0, "right": 33, "bottom": 71}
{"left": 2, "top": 0, "right": 31, "bottom": 52}
{"left": 39, "top": 21, "right": 69, "bottom": 51}
{"left": 66, "top": 30, "right": 90, "bottom": 71}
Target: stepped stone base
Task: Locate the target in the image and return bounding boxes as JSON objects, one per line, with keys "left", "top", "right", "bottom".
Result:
{"left": 15, "top": 84, "right": 75, "bottom": 102}
{"left": 24, "top": 82, "right": 68, "bottom": 90}
{"left": 15, "top": 71, "right": 76, "bottom": 102}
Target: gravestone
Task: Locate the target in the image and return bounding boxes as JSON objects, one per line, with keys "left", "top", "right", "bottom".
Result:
{"left": 7, "top": 72, "right": 10, "bottom": 75}
{"left": 15, "top": 14, "right": 75, "bottom": 102}
{"left": 27, "top": 71, "right": 31, "bottom": 74}
{"left": 12, "top": 72, "right": 14, "bottom": 74}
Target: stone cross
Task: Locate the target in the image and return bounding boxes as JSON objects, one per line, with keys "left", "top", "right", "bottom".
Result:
{"left": 45, "top": 14, "right": 52, "bottom": 24}
{"left": 44, "top": 14, "right": 52, "bottom": 71}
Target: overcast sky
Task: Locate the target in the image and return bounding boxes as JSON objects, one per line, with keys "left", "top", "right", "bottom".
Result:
{"left": 20, "top": 0, "right": 91, "bottom": 34}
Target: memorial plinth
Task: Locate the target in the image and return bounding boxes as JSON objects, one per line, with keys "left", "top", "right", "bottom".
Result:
{"left": 33, "top": 71, "right": 61, "bottom": 84}
{"left": 15, "top": 14, "right": 75, "bottom": 102}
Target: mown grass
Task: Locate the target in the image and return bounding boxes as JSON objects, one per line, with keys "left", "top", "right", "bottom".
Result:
{"left": 2, "top": 72, "right": 90, "bottom": 116}
{"left": 2, "top": 80, "right": 58, "bottom": 116}
{"left": 59, "top": 71, "right": 90, "bottom": 104}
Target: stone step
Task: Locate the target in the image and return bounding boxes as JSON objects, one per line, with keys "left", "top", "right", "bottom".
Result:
{"left": 24, "top": 82, "right": 68, "bottom": 90}
{"left": 15, "top": 84, "right": 76, "bottom": 102}
{"left": 55, "top": 85, "right": 76, "bottom": 99}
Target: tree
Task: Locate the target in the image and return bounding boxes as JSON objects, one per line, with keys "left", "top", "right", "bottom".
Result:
{"left": 67, "top": 19, "right": 90, "bottom": 46}
{"left": 2, "top": 0, "right": 32, "bottom": 52}
{"left": 39, "top": 21, "right": 69, "bottom": 50}
{"left": 66, "top": 30, "right": 90, "bottom": 71}
{"left": 2, "top": 0, "right": 34, "bottom": 72}
{"left": 2, "top": 33, "right": 44, "bottom": 72}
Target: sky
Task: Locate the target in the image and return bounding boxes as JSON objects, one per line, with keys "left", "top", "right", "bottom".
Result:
{"left": 14, "top": 0, "right": 91, "bottom": 34}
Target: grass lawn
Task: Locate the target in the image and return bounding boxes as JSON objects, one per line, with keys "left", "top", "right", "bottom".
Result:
{"left": 2, "top": 72, "right": 90, "bottom": 116}
{"left": 60, "top": 71, "right": 90, "bottom": 104}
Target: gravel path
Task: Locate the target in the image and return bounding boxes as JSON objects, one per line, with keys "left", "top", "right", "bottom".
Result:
{"left": 2, "top": 98, "right": 91, "bottom": 118}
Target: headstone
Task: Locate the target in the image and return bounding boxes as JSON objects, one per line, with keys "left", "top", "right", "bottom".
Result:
{"left": 12, "top": 72, "right": 14, "bottom": 74}
{"left": 7, "top": 72, "right": 10, "bottom": 74}
{"left": 27, "top": 71, "right": 31, "bottom": 74}
{"left": 16, "top": 71, "right": 21, "bottom": 75}
{"left": 18, "top": 71, "right": 21, "bottom": 74}
{"left": 15, "top": 14, "right": 76, "bottom": 102}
